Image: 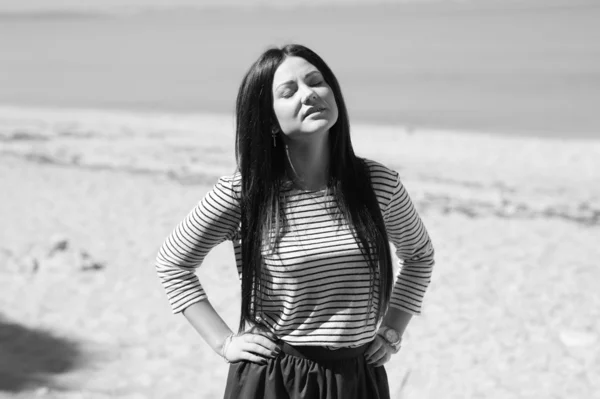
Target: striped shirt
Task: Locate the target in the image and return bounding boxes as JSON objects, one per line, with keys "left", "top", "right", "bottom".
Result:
{"left": 156, "top": 159, "right": 435, "bottom": 348}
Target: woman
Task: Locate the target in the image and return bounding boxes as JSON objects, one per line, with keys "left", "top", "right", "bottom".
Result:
{"left": 155, "top": 44, "right": 435, "bottom": 399}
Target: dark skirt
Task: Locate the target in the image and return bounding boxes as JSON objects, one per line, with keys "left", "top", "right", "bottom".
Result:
{"left": 223, "top": 340, "right": 390, "bottom": 399}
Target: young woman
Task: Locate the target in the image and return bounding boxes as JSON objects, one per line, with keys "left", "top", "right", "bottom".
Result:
{"left": 155, "top": 44, "right": 435, "bottom": 399}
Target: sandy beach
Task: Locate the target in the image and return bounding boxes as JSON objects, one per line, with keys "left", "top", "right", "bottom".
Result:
{"left": 1, "top": 105, "right": 599, "bottom": 398}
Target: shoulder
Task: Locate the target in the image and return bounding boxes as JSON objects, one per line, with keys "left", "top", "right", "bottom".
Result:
{"left": 214, "top": 171, "right": 242, "bottom": 193}
{"left": 361, "top": 158, "right": 399, "bottom": 192}
{"left": 208, "top": 171, "right": 242, "bottom": 207}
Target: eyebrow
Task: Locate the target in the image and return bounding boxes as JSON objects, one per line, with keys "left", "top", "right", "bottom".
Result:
{"left": 275, "top": 71, "right": 322, "bottom": 91}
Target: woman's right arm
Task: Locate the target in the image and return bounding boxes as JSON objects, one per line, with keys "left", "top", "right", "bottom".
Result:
{"left": 156, "top": 175, "right": 279, "bottom": 362}
{"left": 155, "top": 176, "right": 241, "bottom": 313}
{"left": 183, "top": 300, "right": 280, "bottom": 364}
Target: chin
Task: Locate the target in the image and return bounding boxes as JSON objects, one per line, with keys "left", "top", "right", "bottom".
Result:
{"left": 305, "top": 123, "right": 334, "bottom": 136}
{"left": 305, "top": 119, "right": 336, "bottom": 133}
{"left": 283, "top": 119, "right": 336, "bottom": 140}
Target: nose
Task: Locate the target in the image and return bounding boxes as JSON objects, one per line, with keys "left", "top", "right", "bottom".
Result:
{"left": 300, "top": 87, "right": 318, "bottom": 104}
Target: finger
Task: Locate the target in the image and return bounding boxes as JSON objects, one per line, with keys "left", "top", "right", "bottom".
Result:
{"left": 365, "top": 337, "right": 387, "bottom": 359}
{"left": 239, "top": 351, "right": 269, "bottom": 365}
{"left": 372, "top": 352, "right": 391, "bottom": 367}
{"left": 245, "top": 333, "right": 280, "bottom": 352}
{"left": 364, "top": 339, "right": 384, "bottom": 358}
{"left": 365, "top": 344, "right": 387, "bottom": 364}
{"left": 243, "top": 342, "right": 280, "bottom": 358}
{"left": 241, "top": 335, "right": 281, "bottom": 357}
{"left": 367, "top": 347, "right": 388, "bottom": 365}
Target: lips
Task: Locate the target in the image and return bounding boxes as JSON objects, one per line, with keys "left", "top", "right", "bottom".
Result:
{"left": 303, "top": 106, "right": 326, "bottom": 119}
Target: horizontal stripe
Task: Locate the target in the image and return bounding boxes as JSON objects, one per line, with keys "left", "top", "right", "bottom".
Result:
{"left": 155, "top": 158, "right": 435, "bottom": 348}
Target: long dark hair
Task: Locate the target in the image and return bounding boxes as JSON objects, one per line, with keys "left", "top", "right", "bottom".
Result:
{"left": 235, "top": 44, "right": 392, "bottom": 332}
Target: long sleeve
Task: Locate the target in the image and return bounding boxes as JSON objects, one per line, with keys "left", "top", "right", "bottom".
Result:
{"left": 383, "top": 172, "right": 435, "bottom": 315}
{"left": 155, "top": 175, "right": 241, "bottom": 314}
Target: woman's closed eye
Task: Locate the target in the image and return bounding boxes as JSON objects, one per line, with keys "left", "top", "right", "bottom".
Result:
{"left": 281, "top": 90, "right": 294, "bottom": 98}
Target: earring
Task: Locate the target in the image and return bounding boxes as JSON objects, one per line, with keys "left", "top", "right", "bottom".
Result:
{"left": 271, "top": 128, "right": 278, "bottom": 147}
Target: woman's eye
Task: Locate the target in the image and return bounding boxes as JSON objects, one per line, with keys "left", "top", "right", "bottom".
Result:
{"left": 309, "top": 80, "right": 323, "bottom": 87}
{"left": 279, "top": 88, "right": 296, "bottom": 98}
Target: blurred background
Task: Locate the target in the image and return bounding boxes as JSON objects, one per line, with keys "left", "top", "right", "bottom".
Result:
{"left": 1, "top": 1, "right": 599, "bottom": 398}
{"left": 1, "top": 0, "right": 599, "bottom": 136}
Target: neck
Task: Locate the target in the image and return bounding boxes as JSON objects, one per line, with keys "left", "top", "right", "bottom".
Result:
{"left": 284, "top": 134, "right": 330, "bottom": 191}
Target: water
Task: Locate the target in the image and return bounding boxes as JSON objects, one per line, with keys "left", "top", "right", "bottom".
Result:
{"left": 1, "top": 1, "right": 599, "bottom": 138}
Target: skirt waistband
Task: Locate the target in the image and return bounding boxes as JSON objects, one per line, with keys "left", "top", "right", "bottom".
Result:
{"left": 278, "top": 341, "right": 370, "bottom": 363}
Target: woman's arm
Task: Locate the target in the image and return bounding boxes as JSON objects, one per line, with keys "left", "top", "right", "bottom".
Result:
{"left": 156, "top": 176, "right": 242, "bottom": 314}
{"left": 381, "top": 307, "right": 413, "bottom": 337}
{"left": 365, "top": 307, "right": 413, "bottom": 366}
{"left": 366, "top": 170, "right": 435, "bottom": 366}
{"left": 183, "top": 299, "right": 280, "bottom": 364}
{"left": 383, "top": 172, "right": 435, "bottom": 317}
{"left": 182, "top": 300, "right": 233, "bottom": 355}
{"left": 156, "top": 176, "right": 280, "bottom": 363}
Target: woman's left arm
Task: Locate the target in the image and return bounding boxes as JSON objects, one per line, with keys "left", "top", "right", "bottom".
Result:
{"left": 365, "top": 172, "right": 435, "bottom": 366}
{"left": 383, "top": 173, "right": 435, "bottom": 317}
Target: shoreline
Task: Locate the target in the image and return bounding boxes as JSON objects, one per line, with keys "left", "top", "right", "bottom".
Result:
{"left": 3, "top": 104, "right": 600, "bottom": 142}
{"left": 2, "top": 105, "right": 599, "bottom": 227}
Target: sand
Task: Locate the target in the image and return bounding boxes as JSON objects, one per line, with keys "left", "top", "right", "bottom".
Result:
{"left": 1, "top": 105, "right": 599, "bottom": 398}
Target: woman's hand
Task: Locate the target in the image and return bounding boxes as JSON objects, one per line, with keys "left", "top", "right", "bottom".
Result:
{"left": 364, "top": 335, "right": 397, "bottom": 367}
{"left": 222, "top": 326, "right": 281, "bottom": 364}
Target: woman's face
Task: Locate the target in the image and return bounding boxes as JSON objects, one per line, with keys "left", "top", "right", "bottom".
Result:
{"left": 271, "top": 56, "right": 338, "bottom": 141}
